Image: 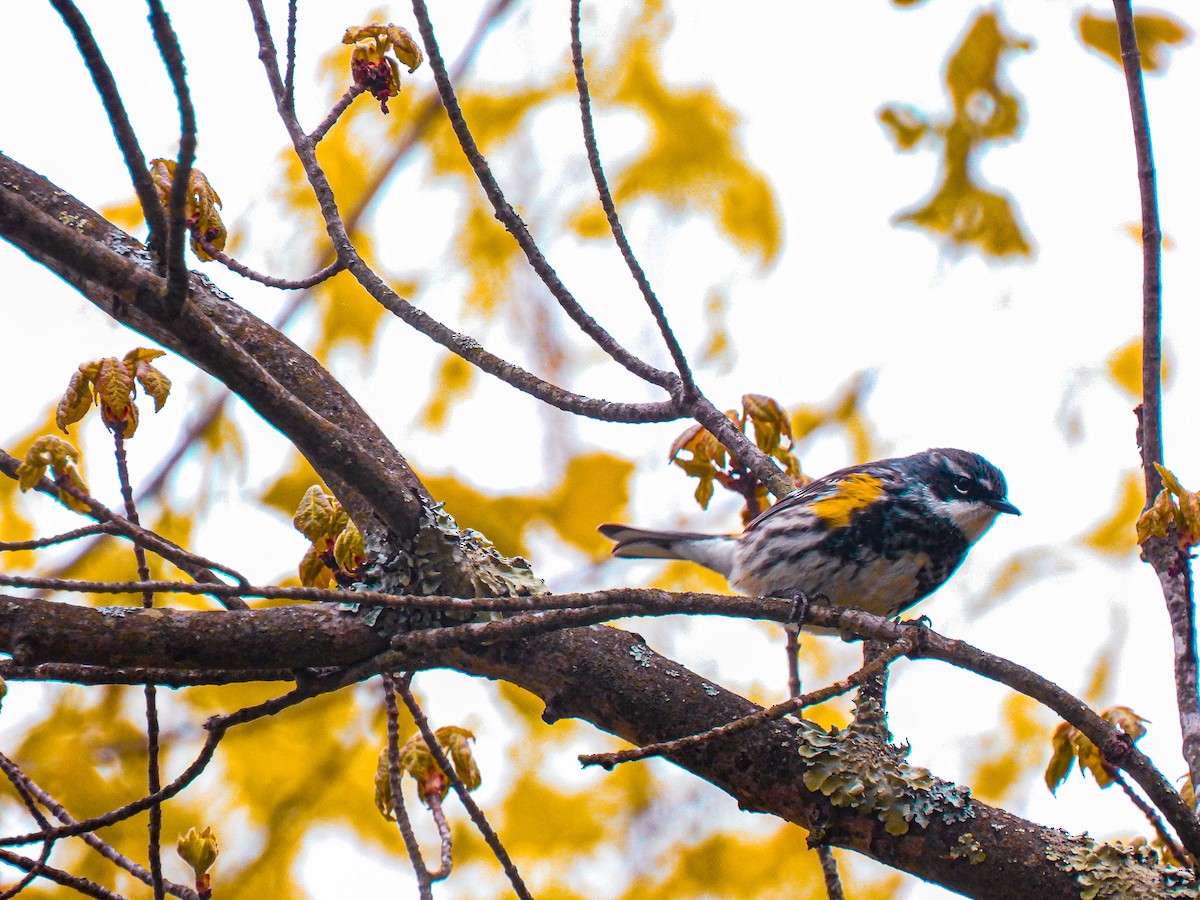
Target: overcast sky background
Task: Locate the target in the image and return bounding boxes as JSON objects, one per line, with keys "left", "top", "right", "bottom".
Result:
{"left": 3, "top": 1, "right": 1200, "bottom": 897}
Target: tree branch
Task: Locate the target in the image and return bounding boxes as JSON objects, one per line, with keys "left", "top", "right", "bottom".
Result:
{"left": 1111, "top": 0, "right": 1200, "bottom": 801}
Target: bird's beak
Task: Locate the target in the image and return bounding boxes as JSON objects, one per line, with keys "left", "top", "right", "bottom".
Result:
{"left": 989, "top": 498, "right": 1021, "bottom": 516}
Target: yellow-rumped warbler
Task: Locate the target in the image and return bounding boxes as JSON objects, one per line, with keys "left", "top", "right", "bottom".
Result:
{"left": 600, "top": 448, "right": 1019, "bottom": 623}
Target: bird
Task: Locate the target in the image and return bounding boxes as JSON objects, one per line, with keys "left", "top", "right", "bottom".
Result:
{"left": 600, "top": 448, "right": 1018, "bottom": 626}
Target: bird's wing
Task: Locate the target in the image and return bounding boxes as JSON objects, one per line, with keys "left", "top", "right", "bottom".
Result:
{"left": 744, "top": 458, "right": 896, "bottom": 532}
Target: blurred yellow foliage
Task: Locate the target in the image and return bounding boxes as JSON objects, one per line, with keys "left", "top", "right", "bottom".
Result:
{"left": 1105, "top": 336, "right": 1171, "bottom": 400}
{"left": 422, "top": 452, "right": 633, "bottom": 559}
{"left": 1082, "top": 471, "right": 1143, "bottom": 557}
{"left": 971, "top": 693, "right": 1050, "bottom": 804}
{"left": 1077, "top": 11, "right": 1191, "bottom": 72}
{"left": 585, "top": 30, "right": 782, "bottom": 268}
{"left": 881, "top": 11, "right": 1033, "bottom": 257}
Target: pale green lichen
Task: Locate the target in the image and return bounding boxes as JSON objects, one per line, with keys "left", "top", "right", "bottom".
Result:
{"left": 950, "top": 832, "right": 986, "bottom": 865}
{"left": 359, "top": 503, "right": 545, "bottom": 627}
{"left": 1045, "top": 835, "right": 1198, "bottom": 899}
{"left": 796, "top": 718, "right": 972, "bottom": 836}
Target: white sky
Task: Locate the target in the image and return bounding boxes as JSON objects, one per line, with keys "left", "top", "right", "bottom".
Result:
{"left": 2, "top": 1, "right": 1200, "bottom": 897}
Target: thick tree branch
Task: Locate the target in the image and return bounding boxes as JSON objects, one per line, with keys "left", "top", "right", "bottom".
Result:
{"left": 0, "top": 589, "right": 1194, "bottom": 893}
{"left": 0, "top": 152, "right": 431, "bottom": 538}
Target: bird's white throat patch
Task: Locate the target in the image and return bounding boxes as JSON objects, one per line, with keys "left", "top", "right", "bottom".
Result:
{"left": 920, "top": 487, "right": 1001, "bottom": 544}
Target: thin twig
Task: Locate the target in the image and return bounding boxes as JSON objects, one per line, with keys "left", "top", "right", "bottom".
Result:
{"left": 196, "top": 233, "right": 345, "bottom": 289}
{"left": 284, "top": 0, "right": 298, "bottom": 112}
{"left": 23, "top": 0, "right": 516, "bottom": 595}
{"left": 0, "top": 757, "right": 54, "bottom": 900}
{"left": 0, "top": 448, "right": 250, "bottom": 604}
{"left": 395, "top": 676, "right": 533, "bottom": 900}
{"left": 0, "top": 661, "right": 294, "bottom": 688}
{"left": 0, "top": 849, "right": 123, "bottom": 900}
{"left": 1111, "top": 0, "right": 1200, "bottom": 802}
{"left": 581, "top": 634, "right": 914, "bottom": 769}
{"left": 381, "top": 673, "right": 435, "bottom": 899}
{"left": 0, "top": 676, "right": 333, "bottom": 850}
{"left": 0, "top": 521, "right": 117, "bottom": 552}
{"left": 1111, "top": 1, "right": 1164, "bottom": 503}
{"left": 246, "top": 0, "right": 685, "bottom": 425}
{"left": 113, "top": 430, "right": 165, "bottom": 900}
{"left": 146, "top": 0, "right": 198, "bottom": 315}
{"left": 47, "top": 0, "right": 167, "bottom": 251}
{"left": 569, "top": 0, "right": 696, "bottom": 394}
{"left": 424, "top": 793, "right": 454, "bottom": 881}
{"left": 307, "top": 85, "right": 367, "bottom": 144}
{"left": 0, "top": 753, "right": 199, "bottom": 900}
{"left": 785, "top": 624, "right": 801, "bottom": 699}
{"left": 783, "top": 600, "right": 845, "bottom": 897}
{"left": 409, "top": 0, "right": 678, "bottom": 392}
{"left": 1111, "top": 769, "right": 1186, "bottom": 865}
{"left": 816, "top": 846, "right": 845, "bottom": 900}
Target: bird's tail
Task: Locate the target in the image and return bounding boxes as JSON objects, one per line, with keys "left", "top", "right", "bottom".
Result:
{"left": 598, "top": 524, "right": 737, "bottom": 578}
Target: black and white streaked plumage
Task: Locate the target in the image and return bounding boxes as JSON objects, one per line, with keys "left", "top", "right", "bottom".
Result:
{"left": 600, "top": 448, "right": 1019, "bottom": 624}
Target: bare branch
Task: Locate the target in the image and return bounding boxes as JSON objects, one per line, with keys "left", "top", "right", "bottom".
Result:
{"left": 46, "top": 0, "right": 167, "bottom": 251}
{"left": 0, "top": 447, "right": 250, "bottom": 605}
{"left": 307, "top": 85, "right": 366, "bottom": 144}
{"left": 817, "top": 846, "right": 845, "bottom": 900}
{"left": 395, "top": 677, "right": 532, "bottom": 900}
{"left": 409, "top": 0, "right": 679, "bottom": 391}
{"left": 147, "top": 0, "right": 198, "bottom": 315}
{"left": 1112, "top": 769, "right": 1187, "bottom": 867}
{"left": 381, "top": 674, "right": 435, "bottom": 899}
{"left": 0, "top": 848, "right": 123, "bottom": 900}
{"left": 0, "top": 753, "right": 199, "bottom": 900}
{"left": 1111, "top": 0, "right": 1200, "bottom": 803}
{"left": 569, "top": 0, "right": 696, "bottom": 394}
{"left": 112, "top": 429, "right": 166, "bottom": 900}
{"left": 195, "top": 233, "right": 345, "bottom": 290}
{"left": 580, "top": 633, "right": 913, "bottom": 768}
{"left": 284, "top": 0, "right": 298, "bottom": 111}
{"left": 0, "top": 522, "right": 117, "bottom": 552}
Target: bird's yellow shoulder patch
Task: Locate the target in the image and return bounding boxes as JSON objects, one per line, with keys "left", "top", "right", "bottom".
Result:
{"left": 810, "top": 473, "right": 884, "bottom": 529}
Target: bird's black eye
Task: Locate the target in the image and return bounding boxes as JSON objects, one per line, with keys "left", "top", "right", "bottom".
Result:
{"left": 952, "top": 475, "right": 973, "bottom": 496}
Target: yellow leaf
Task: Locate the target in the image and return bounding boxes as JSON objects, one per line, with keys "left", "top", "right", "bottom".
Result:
{"left": 298, "top": 543, "right": 334, "bottom": 589}
{"left": 93, "top": 357, "right": 136, "bottom": 435}
{"left": 542, "top": 453, "right": 636, "bottom": 556}
{"left": 385, "top": 25, "right": 423, "bottom": 73}
{"left": 310, "top": 250, "right": 396, "bottom": 358}
{"left": 133, "top": 361, "right": 171, "bottom": 412}
{"left": 17, "top": 436, "right": 90, "bottom": 512}
{"left": 55, "top": 365, "right": 96, "bottom": 433}
{"left": 374, "top": 746, "right": 397, "bottom": 821}
{"left": 1077, "top": 11, "right": 1191, "bottom": 73}
{"left": 397, "top": 724, "right": 478, "bottom": 805}
{"left": 742, "top": 393, "right": 791, "bottom": 455}
{"left": 456, "top": 199, "right": 521, "bottom": 319}
{"left": 187, "top": 169, "right": 226, "bottom": 260}
{"left": 148, "top": 159, "right": 227, "bottom": 260}
{"left": 293, "top": 485, "right": 337, "bottom": 542}
{"left": 1045, "top": 721, "right": 1076, "bottom": 794}
{"left": 1151, "top": 464, "right": 1200, "bottom": 548}
{"left": 333, "top": 519, "right": 364, "bottom": 572}
{"left": 1136, "top": 488, "right": 1174, "bottom": 545}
